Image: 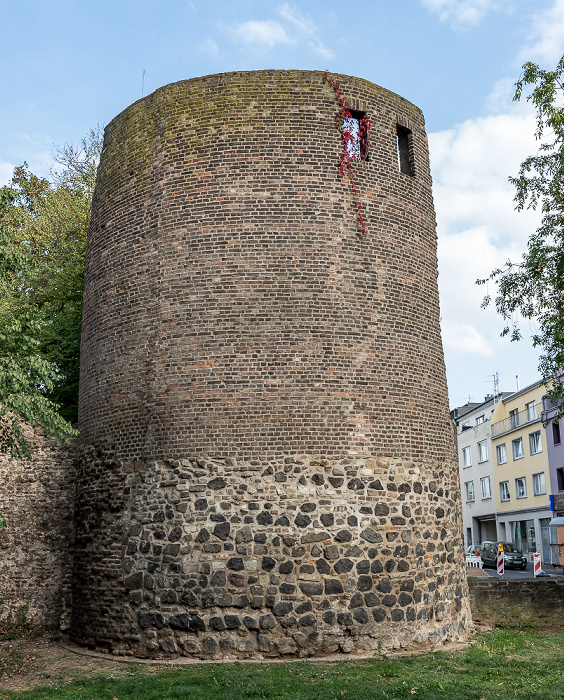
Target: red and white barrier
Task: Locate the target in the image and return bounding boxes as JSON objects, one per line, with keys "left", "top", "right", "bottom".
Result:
{"left": 497, "top": 550, "right": 504, "bottom": 576}
{"left": 534, "top": 553, "right": 541, "bottom": 576}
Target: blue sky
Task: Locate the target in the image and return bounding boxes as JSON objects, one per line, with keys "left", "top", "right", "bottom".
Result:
{"left": 2, "top": 0, "right": 564, "bottom": 408}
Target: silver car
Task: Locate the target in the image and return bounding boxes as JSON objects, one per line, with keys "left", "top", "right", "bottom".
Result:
{"left": 480, "top": 541, "right": 527, "bottom": 570}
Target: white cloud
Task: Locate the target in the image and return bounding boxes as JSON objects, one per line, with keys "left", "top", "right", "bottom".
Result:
{"left": 519, "top": 0, "right": 564, "bottom": 65}
{"left": 199, "top": 38, "right": 219, "bottom": 56}
{"left": 421, "top": 0, "right": 508, "bottom": 27}
{"left": 231, "top": 19, "right": 294, "bottom": 48}
{"left": 0, "top": 160, "right": 14, "bottom": 186}
{"left": 278, "top": 4, "right": 334, "bottom": 59}
{"left": 430, "top": 108, "right": 544, "bottom": 401}
{"left": 228, "top": 4, "right": 333, "bottom": 58}
{"left": 430, "top": 107, "right": 540, "bottom": 245}
{"left": 484, "top": 76, "right": 517, "bottom": 114}
{"left": 442, "top": 323, "right": 494, "bottom": 357}
{"left": 278, "top": 3, "right": 314, "bottom": 34}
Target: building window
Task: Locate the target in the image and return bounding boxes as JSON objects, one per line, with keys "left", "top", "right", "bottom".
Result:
{"left": 529, "top": 431, "right": 542, "bottom": 455}
{"left": 462, "top": 446, "right": 472, "bottom": 468}
{"left": 496, "top": 443, "right": 507, "bottom": 465}
{"left": 396, "top": 125, "right": 413, "bottom": 175}
{"left": 477, "top": 440, "right": 488, "bottom": 462}
{"left": 465, "top": 481, "right": 475, "bottom": 502}
{"left": 533, "top": 472, "right": 546, "bottom": 496}
{"left": 512, "top": 437, "right": 524, "bottom": 460}
{"left": 558, "top": 468, "right": 564, "bottom": 491}
{"left": 475, "top": 414, "right": 485, "bottom": 425}
{"left": 554, "top": 421, "right": 561, "bottom": 445}
{"left": 526, "top": 401, "right": 537, "bottom": 422}
{"left": 510, "top": 409, "right": 519, "bottom": 429}
{"left": 500, "top": 481, "right": 510, "bottom": 501}
{"left": 461, "top": 420, "right": 470, "bottom": 431}
{"left": 515, "top": 477, "right": 527, "bottom": 499}
{"left": 481, "top": 476, "right": 492, "bottom": 499}
{"left": 344, "top": 110, "right": 369, "bottom": 160}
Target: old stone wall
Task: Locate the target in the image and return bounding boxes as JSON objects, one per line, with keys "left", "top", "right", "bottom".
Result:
{"left": 72, "top": 450, "right": 469, "bottom": 657}
{"left": 469, "top": 579, "right": 564, "bottom": 628}
{"left": 0, "top": 426, "right": 75, "bottom": 631}
{"left": 73, "top": 70, "right": 471, "bottom": 658}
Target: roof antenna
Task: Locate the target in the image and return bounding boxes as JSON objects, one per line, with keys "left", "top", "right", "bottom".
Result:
{"left": 142, "top": 69, "right": 146, "bottom": 97}
{"left": 493, "top": 372, "right": 499, "bottom": 405}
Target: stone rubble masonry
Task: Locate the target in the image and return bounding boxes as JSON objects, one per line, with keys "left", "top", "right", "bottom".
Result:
{"left": 71, "top": 450, "right": 471, "bottom": 658}
{"left": 2, "top": 70, "right": 472, "bottom": 658}
{"left": 0, "top": 425, "right": 75, "bottom": 631}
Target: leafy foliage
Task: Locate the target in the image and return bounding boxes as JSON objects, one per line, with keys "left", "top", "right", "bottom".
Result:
{"left": 0, "top": 128, "right": 102, "bottom": 458}
{"left": 478, "top": 56, "right": 564, "bottom": 405}
{"left": 324, "top": 72, "right": 371, "bottom": 237}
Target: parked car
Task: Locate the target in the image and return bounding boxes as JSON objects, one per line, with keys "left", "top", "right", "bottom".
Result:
{"left": 480, "top": 541, "right": 527, "bottom": 569}
{"left": 466, "top": 544, "right": 480, "bottom": 556}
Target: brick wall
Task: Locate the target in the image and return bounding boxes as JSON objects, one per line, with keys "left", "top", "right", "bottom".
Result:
{"left": 80, "top": 69, "right": 451, "bottom": 462}
{"left": 469, "top": 579, "right": 564, "bottom": 628}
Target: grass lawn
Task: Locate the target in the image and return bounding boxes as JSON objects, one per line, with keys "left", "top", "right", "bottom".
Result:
{"left": 2, "top": 628, "right": 564, "bottom": 699}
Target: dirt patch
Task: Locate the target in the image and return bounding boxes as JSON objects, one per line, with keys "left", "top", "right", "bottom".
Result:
{"left": 0, "top": 635, "right": 144, "bottom": 696}
{"left": 0, "top": 633, "right": 474, "bottom": 696}
{"left": 466, "top": 566, "right": 490, "bottom": 578}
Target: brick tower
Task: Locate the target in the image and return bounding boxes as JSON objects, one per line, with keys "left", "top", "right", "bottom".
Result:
{"left": 73, "top": 70, "right": 471, "bottom": 658}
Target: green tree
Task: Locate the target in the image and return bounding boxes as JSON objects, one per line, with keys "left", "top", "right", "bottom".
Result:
{"left": 0, "top": 128, "right": 102, "bottom": 458}
{"left": 479, "top": 56, "right": 564, "bottom": 405}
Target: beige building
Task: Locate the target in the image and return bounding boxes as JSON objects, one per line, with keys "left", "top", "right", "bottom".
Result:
{"left": 490, "top": 380, "right": 552, "bottom": 563}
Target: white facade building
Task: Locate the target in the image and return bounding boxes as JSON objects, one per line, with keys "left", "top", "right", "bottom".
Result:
{"left": 451, "top": 394, "right": 512, "bottom": 549}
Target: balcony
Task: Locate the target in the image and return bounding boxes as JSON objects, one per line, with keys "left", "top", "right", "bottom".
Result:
{"left": 491, "top": 402, "right": 541, "bottom": 438}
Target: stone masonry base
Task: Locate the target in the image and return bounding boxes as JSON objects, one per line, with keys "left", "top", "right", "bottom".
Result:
{"left": 71, "top": 450, "right": 472, "bottom": 658}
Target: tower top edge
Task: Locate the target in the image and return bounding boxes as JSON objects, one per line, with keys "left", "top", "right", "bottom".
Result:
{"left": 107, "top": 69, "right": 424, "bottom": 133}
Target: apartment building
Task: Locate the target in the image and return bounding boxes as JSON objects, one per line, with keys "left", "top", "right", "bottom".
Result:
{"left": 490, "top": 380, "right": 552, "bottom": 563}
{"left": 451, "top": 394, "right": 511, "bottom": 549}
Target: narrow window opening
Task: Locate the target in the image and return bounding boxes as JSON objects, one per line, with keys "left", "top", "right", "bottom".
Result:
{"left": 343, "top": 110, "right": 369, "bottom": 161}
{"left": 396, "top": 125, "right": 413, "bottom": 175}
{"left": 554, "top": 421, "right": 561, "bottom": 445}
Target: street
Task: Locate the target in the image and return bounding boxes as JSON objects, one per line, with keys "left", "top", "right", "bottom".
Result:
{"left": 480, "top": 565, "right": 564, "bottom": 579}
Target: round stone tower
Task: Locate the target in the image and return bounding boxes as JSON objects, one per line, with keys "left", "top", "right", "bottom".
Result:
{"left": 73, "top": 70, "right": 471, "bottom": 658}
